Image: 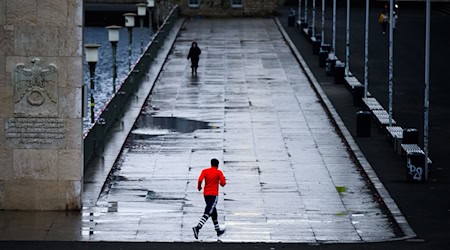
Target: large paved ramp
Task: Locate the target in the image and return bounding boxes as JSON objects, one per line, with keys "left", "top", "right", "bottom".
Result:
{"left": 93, "top": 18, "right": 399, "bottom": 243}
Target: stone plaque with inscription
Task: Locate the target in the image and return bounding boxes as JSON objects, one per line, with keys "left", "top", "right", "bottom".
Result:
{"left": 5, "top": 118, "right": 65, "bottom": 149}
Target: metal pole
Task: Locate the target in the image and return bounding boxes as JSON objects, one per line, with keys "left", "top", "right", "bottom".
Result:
{"left": 127, "top": 27, "right": 132, "bottom": 70}
{"left": 364, "top": 0, "right": 370, "bottom": 98}
{"left": 424, "top": 0, "right": 431, "bottom": 180}
{"left": 345, "top": 0, "right": 350, "bottom": 76}
{"left": 321, "top": 0, "right": 325, "bottom": 46}
{"left": 305, "top": 0, "right": 308, "bottom": 24}
{"left": 149, "top": 7, "right": 153, "bottom": 31}
{"left": 156, "top": 3, "right": 160, "bottom": 29}
{"left": 312, "top": 0, "right": 316, "bottom": 37}
{"left": 388, "top": 0, "right": 394, "bottom": 126}
{"left": 332, "top": 0, "right": 336, "bottom": 52}
{"left": 111, "top": 41, "right": 117, "bottom": 93}
{"left": 298, "top": 0, "right": 302, "bottom": 24}
{"left": 88, "top": 62, "right": 96, "bottom": 123}
{"left": 140, "top": 16, "right": 144, "bottom": 53}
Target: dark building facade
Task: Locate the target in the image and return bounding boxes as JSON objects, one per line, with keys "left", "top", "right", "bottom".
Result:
{"left": 85, "top": 0, "right": 280, "bottom": 17}
{"left": 84, "top": 0, "right": 281, "bottom": 26}
{"left": 174, "top": 0, "right": 279, "bottom": 17}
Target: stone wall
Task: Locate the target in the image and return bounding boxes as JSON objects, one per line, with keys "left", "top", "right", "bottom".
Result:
{"left": 174, "top": 0, "right": 278, "bottom": 17}
{"left": 0, "top": 0, "right": 83, "bottom": 210}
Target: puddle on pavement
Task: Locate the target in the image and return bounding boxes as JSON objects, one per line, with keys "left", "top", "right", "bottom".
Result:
{"left": 131, "top": 116, "right": 211, "bottom": 139}
{"left": 146, "top": 190, "right": 186, "bottom": 201}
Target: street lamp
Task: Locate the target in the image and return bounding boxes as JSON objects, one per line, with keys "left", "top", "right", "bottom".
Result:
{"left": 137, "top": 3, "right": 147, "bottom": 53}
{"left": 123, "top": 13, "right": 136, "bottom": 70}
{"left": 147, "top": 0, "right": 155, "bottom": 31}
{"left": 106, "top": 25, "right": 121, "bottom": 93}
{"left": 84, "top": 43, "right": 101, "bottom": 123}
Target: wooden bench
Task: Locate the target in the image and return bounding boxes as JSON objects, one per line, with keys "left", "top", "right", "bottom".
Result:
{"left": 386, "top": 126, "right": 403, "bottom": 153}
{"left": 373, "top": 110, "right": 396, "bottom": 127}
{"left": 362, "top": 97, "right": 384, "bottom": 112}
{"left": 344, "top": 76, "right": 362, "bottom": 91}
{"left": 401, "top": 144, "right": 433, "bottom": 167}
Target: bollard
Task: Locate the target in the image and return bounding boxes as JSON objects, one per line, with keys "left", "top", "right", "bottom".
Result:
{"left": 319, "top": 44, "right": 330, "bottom": 68}
{"left": 326, "top": 54, "right": 336, "bottom": 76}
{"left": 288, "top": 8, "right": 296, "bottom": 26}
{"left": 406, "top": 152, "right": 425, "bottom": 182}
{"left": 312, "top": 37, "right": 321, "bottom": 55}
{"left": 353, "top": 85, "right": 364, "bottom": 106}
{"left": 307, "top": 27, "right": 314, "bottom": 37}
{"left": 334, "top": 62, "right": 345, "bottom": 84}
{"left": 356, "top": 111, "right": 371, "bottom": 137}
{"left": 403, "top": 128, "right": 419, "bottom": 144}
{"left": 319, "top": 49, "right": 328, "bottom": 67}
{"left": 300, "top": 18, "right": 307, "bottom": 29}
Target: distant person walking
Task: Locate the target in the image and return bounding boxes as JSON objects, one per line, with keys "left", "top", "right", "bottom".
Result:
{"left": 379, "top": 10, "right": 389, "bottom": 35}
{"left": 393, "top": 11, "right": 399, "bottom": 31}
{"left": 187, "top": 41, "right": 201, "bottom": 75}
{"left": 193, "top": 158, "right": 226, "bottom": 239}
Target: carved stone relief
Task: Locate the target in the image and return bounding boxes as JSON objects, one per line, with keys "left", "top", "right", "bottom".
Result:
{"left": 7, "top": 58, "right": 64, "bottom": 149}
{"left": 13, "top": 58, "right": 58, "bottom": 117}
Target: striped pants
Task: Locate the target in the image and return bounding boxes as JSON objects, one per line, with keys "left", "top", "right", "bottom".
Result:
{"left": 196, "top": 195, "right": 220, "bottom": 231}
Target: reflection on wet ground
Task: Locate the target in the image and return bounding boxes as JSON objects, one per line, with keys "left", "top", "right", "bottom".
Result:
{"left": 131, "top": 116, "right": 211, "bottom": 139}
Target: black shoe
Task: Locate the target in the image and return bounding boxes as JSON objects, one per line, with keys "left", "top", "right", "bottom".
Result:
{"left": 216, "top": 229, "right": 225, "bottom": 237}
{"left": 192, "top": 226, "right": 199, "bottom": 239}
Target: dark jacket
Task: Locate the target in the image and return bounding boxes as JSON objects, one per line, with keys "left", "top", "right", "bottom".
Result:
{"left": 187, "top": 47, "right": 201, "bottom": 61}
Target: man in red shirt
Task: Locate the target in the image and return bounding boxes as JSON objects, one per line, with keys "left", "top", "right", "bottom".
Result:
{"left": 192, "top": 158, "right": 226, "bottom": 239}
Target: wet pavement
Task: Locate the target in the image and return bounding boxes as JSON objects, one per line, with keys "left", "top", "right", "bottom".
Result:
{"left": 86, "top": 18, "right": 400, "bottom": 243}
{"left": 0, "top": 18, "right": 408, "bottom": 244}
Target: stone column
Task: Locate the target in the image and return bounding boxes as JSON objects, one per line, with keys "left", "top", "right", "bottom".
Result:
{"left": 0, "top": 0, "right": 83, "bottom": 210}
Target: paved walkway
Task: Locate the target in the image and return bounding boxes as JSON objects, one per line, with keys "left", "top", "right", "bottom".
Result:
{"left": 0, "top": 18, "right": 404, "bottom": 243}
{"left": 91, "top": 18, "right": 398, "bottom": 243}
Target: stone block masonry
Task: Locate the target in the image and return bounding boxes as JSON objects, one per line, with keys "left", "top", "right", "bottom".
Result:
{"left": 0, "top": 0, "right": 83, "bottom": 210}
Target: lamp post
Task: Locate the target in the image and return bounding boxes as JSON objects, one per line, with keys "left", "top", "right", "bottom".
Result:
{"left": 332, "top": 0, "right": 336, "bottom": 52}
{"left": 312, "top": 0, "right": 316, "bottom": 37}
{"left": 321, "top": 0, "right": 325, "bottom": 46}
{"left": 161, "top": 0, "right": 166, "bottom": 21}
{"left": 147, "top": 0, "right": 155, "bottom": 31}
{"left": 364, "top": 0, "right": 369, "bottom": 98}
{"left": 388, "top": 0, "right": 394, "bottom": 126}
{"left": 305, "top": 0, "right": 308, "bottom": 26}
{"left": 345, "top": 0, "right": 350, "bottom": 76}
{"left": 123, "top": 13, "right": 136, "bottom": 70}
{"left": 424, "top": 0, "right": 431, "bottom": 180}
{"left": 137, "top": 3, "right": 147, "bottom": 53}
{"left": 84, "top": 44, "right": 101, "bottom": 123}
{"left": 106, "top": 25, "right": 121, "bottom": 93}
{"left": 156, "top": 0, "right": 161, "bottom": 29}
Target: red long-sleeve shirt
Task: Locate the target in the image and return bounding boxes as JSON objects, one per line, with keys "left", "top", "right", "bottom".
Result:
{"left": 197, "top": 167, "right": 226, "bottom": 196}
